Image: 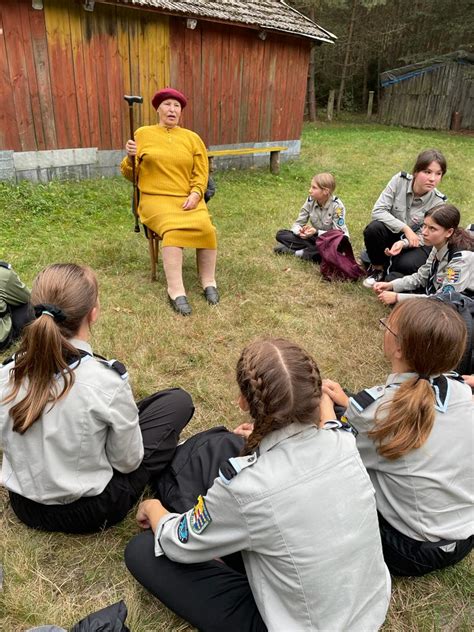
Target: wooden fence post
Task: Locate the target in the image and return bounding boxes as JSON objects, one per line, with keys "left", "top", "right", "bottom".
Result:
{"left": 367, "top": 91, "right": 374, "bottom": 119}
{"left": 327, "top": 90, "right": 335, "bottom": 121}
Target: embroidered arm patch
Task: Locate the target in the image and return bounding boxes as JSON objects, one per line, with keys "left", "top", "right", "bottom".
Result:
{"left": 190, "top": 495, "right": 212, "bottom": 534}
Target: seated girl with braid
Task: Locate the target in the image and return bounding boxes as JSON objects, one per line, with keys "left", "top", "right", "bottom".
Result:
{"left": 125, "top": 338, "right": 390, "bottom": 632}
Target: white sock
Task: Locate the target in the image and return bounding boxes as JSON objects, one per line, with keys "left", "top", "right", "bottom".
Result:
{"left": 295, "top": 249, "right": 304, "bottom": 258}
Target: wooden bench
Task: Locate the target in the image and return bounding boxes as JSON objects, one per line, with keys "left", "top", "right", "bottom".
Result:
{"left": 207, "top": 146, "right": 288, "bottom": 175}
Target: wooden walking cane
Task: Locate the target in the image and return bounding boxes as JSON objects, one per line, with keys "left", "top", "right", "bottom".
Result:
{"left": 124, "top": 95, "right": 143, "bottom": 233}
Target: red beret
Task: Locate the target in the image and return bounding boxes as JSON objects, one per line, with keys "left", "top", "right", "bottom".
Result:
{"left": 151, "top": 88, "right": 187, "bottom": 110}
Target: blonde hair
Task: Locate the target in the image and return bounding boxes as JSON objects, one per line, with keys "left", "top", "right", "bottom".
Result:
{"left": 312, "top": 173, "right": 336, "bottom": 194}
{"left": 236, "top": 338, "right": 322, "bottom": 456}
{"left": 3, "top": 264, "right": 98, "bottom": 434}
{"left": 369, "top": 299, "right": 466, "bottom": 460}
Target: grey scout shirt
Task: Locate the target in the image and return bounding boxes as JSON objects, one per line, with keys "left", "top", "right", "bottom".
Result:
{"left": 0, "top": 338, "right": 143, "bottom": 504}
{"left": 291, "top": 195, "right": 349, "bottom": 237}
{"left": 154, "top": 423, "right": 390, "bottom": 632}
{"left": 346, "top": 373, "right": 474, "bottom": 542}
{"left": 0, "top": 264, "right": 30, "bottom": 345}
{"left": 371, "top": 172, "right": 446, "bottom": 235}
{"left": 391, "top": 244, "right": 474, "bottom": 300}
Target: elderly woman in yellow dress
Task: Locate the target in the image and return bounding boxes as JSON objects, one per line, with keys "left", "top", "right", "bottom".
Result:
{"left": 121, "top": 88, "right": 218, "bottom": 316}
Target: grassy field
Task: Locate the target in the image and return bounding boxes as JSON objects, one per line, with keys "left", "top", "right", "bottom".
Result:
{"left": 1, "top": 118, "right": 473, "bottom": 631}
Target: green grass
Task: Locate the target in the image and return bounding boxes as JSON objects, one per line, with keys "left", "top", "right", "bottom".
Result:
{"left": 1, "top": 118, "right": 473, "bottom": 630}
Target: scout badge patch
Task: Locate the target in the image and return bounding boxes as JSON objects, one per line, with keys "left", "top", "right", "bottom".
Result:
{"left": 177, "top": 515, "right": 189, "bottom": 543}
{"left": 446, "top": 266, "right": 460, "bottom": 284}
{"left": 190, "top": 495, "right": 212, "bottom": 534}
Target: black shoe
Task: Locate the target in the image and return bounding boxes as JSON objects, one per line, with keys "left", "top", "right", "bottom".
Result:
{"left": 273, "top": 244, "right": 292, "bottom": 255}
{"left": 203, "top": 286, "right": 219, "bottom": 305}
{"left": 168, "top": 295, "right": 192, "bottom": 316}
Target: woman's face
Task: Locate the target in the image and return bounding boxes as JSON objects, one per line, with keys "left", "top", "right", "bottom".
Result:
{"left": 421, "top": 215, "right": 454, "bottom": 249}
{"left": 157, "top": 99, "right": 182, "bottom": 128}
{"left": 412, "top": 161, "right": 443, "bottom": 196}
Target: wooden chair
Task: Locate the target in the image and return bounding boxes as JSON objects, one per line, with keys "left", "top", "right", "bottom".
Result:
{"left": 143, "top": 225, "right": 161, "bottom": 281}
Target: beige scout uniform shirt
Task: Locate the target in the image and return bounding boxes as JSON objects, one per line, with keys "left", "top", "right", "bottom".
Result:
{"left": 291, "top": 195, "right": 350, "bottom": 237}
{"left": 346, "top": 373, "right": 474, "bottom": 542}
{"left": 0, "top": 264, "right": 30, "bottom": 345}
{"left": 372, "top": 172, "right": 446, "bottom": 235}
{"left": 0, "top": 338, "right": 143, "bottom": 504}
{"left": 391, "top": 245, "right": 474, "bottom": 300}
{"left": 154, "top": 423, "right": 390, "bottom": 632}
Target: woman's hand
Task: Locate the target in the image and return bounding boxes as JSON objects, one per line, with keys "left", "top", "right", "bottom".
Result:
{"left": 462, "top": 375, "right": 474, "bottom": 388}
{"left": 378, "top": 291, "right": 398, "bottom": 305}
{"left": 125, "top": 139, "right": 137, "bottom": 158}
{"left": 373, "top": 281, "right": 393, "bottom": 294}
{"left": 384, "top": 240, "right": 404, "bottom": 257}
{"left": 183, "top": 191, "right": 200, "bottom": 210}
{"left": 319, "top": 392, "right": 337, "bottom": 426}
{"left": 136, "top": 499, "right": 169, "bottom": 532}
{"left": 233, "top": 422, "right": 254, "bottom": 439}
{"left": 402, "top": 226, "right": 420, "bottom": 248}
{"left": 322, "top": 379, "right": 349, "bottom": 408}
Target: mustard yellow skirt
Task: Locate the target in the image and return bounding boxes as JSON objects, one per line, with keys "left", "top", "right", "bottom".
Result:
{"left": 139, "top": 193, "right": 217, "bottom": 249}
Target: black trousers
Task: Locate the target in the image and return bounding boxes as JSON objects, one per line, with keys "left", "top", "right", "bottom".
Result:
{"left": 9, "top": 388, "right": 194, "bottom": 534}
{"left": 125, "top": 427, "right": 267, "bottom": 631}
{"left": 275, "top": 229, "right": 320, "bottom": 262}
{"left": 363, "top": 220, "right": 430, "bottom": 274}
{"left": 378, "top": 513, "right": 473, "bottom": 577}
{"left": 0, "top": 302, "right": 34, "bottom": 351}
{"left": 125, "top": 530, "right": 267, "bottom": 632}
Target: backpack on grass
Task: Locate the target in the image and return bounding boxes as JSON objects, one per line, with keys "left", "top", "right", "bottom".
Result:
{"left": 316, "top": 229, "right": 365, "bottom": 282}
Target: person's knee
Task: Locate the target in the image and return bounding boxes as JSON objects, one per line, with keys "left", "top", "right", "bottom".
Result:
{"left": 363, "top": 221, "right": 382, "bottom": 242}
{"left": 275, "top": 229, "right": 288, "bottom": 242}
{"left": 166, "top": 388, "right": 194, "bottom": 422}
{"left": 125, "top": 531, "right": 154, "bottom": 578}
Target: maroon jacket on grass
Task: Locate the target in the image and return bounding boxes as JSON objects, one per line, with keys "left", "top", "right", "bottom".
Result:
{"left": 317, "top": 229, "right": 365, "bottom": 281}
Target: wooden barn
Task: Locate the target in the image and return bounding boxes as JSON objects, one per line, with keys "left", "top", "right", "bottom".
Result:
{"left": 0, "top": 0, "right": 335, "bottom": 182}
{"left": 378, "top": 50, "right": 474, "bottom": 131}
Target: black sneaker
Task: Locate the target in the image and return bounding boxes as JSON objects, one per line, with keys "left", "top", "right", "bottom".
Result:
{"left": 273, "top": 244, "right": 292, "bottom": 255}
{"left": 362, "top": 268, "right": 384, "bottom": 289}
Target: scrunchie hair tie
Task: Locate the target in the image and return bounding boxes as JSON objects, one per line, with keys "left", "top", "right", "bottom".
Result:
{"left": 416, "top": 374, "right": 431, "bottom": 383}
{"left": 33, "top": 303, "right": 66, "bottom": 323}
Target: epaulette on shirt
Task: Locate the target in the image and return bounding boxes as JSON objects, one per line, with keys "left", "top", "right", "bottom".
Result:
{"left": 0, "top": 261, "right": 11, "bottom": 269}
{"left": 400, "top": 171, "right": 411, "bottom": 180}
{"left": 350, "top": 385, "right": 385, "bottom": 412}
{"left": 219, "top": 452, "right": 258, "bottom": 485}
{"left": 96, "top": 357, "right": 129, "bottom": 380}
{"left": 435, "top": 190, "right": 447, "bottom": 201}
{"left": 323, "top": 418, "right": 358, "bottom": 436}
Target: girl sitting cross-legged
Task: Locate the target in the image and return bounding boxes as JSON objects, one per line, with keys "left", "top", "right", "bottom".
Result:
{"left": 323, "top": 299, "right": 474, "bottom": 577}
{"left": 125, "top": 338, "right": 390, "bottom": 632}
{"left": 0, "top": 263, "right": 194, "bottom": 534}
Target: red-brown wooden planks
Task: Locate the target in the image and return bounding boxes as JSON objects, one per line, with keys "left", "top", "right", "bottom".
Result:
{"left": 0, "top": 3, "right": 20, "bottom": 150}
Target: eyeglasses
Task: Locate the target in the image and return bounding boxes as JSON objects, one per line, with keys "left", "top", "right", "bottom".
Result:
{"left": 379, "top": 318, "right": 398, "bottom": 338}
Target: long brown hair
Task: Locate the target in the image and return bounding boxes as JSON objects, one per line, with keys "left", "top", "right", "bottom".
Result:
{"left": 425, "top": 204, "right": 474, "bottom": 252}
{"left": 3, "top": 263, "right": 98, "bottom": 434}
{"left": 236, "top": 338, "right": 322, "bottom": 455}
{"left": 412, "top": 149, "right": 447, "bottom": 176}
{"left": 369, "top": 299, "right": 466, "bottom": 459}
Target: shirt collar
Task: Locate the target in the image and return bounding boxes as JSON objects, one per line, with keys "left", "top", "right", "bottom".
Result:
{"left": 69, "top": 338, "right": 93, "bottom": 355}
{"left": 259, "top": 422, "right": 314, "bottom": 454}
{"left": 435, "top": 243, "right": 449, "bottom": 261}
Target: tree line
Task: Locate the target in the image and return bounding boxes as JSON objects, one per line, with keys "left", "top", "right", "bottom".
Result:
{"left": 290, "top": 0, "right": 474, "bottom": 116}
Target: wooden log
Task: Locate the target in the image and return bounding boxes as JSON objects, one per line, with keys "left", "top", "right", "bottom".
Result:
{"left": 327, "top": 89, "right": 335, "bottom": 121}
{"left": 367, "top": 91, "right": 374, "bottom": 119}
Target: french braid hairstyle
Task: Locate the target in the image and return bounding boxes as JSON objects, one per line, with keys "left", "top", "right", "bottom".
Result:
{"left": 370, "top": 299, "right": 466, "bottom": 459}
{"left": 236, "top": 338, "right": 322, "bottom": 456}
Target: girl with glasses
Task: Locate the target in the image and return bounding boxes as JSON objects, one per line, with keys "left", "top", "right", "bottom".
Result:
{"left": 324, "top": 299, "right": 473, "bottom": 576}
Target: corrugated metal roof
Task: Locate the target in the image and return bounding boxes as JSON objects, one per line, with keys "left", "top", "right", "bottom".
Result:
{"left": 380, "top": 50, "right": 474, "bottom": 86}
{"left": 107, "top": 0, "right": 336, "bottom": 42}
